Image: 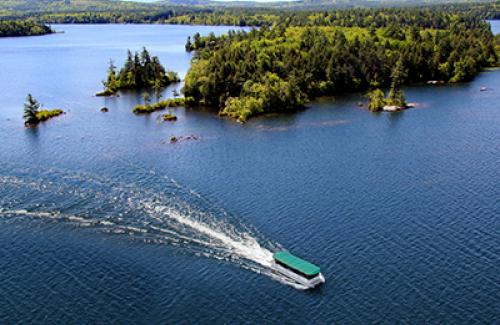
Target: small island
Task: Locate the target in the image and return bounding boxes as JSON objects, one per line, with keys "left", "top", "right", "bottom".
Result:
{"left": 23, "top": 94, "right": 64, "bottom": 127}
{"left": 0, "top": 20, "right": 53, "bottom": 37}
{"left": 97, "top": 47, "right": 180, "bottom": 97}
{"left": 162, "top": 114, "right": 178, "bottom": 122}
{"left": 367, "top": 59, "right": 408, "bottom": 112}
{"left": 132, "top": 97, "right": 190, "bottom": 114}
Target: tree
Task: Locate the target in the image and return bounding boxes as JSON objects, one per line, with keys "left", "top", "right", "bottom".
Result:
{"left": 23, "top": 94, "right": 40, "bottom": 126}
{"left": 185, "top": 36, "right": 193, "bottom": 52}
{"left": 103, "top": 59, "right": 118, "bottom": 91}
{"left": 367, "top": 89, "right": 385, "bottom": 112}
{"left": 181, "top": 8, "right": 497, "bottom": 121}
{"left": 98, "top": 48, "right": 179, "bottom": 96}
{"left": 387, "top": 59, "right": 407, "bottom": 107}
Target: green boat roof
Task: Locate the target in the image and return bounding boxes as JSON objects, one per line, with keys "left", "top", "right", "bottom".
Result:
{"left": 273, "top": 251, "right": 321, "bottom": 276}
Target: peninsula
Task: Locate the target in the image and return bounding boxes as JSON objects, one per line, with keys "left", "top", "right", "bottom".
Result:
{"left": 183, "top": 9, "right": 498, "bottom": 121}
{"left": 0, "top": 20, "right": 52, "bottom": 37}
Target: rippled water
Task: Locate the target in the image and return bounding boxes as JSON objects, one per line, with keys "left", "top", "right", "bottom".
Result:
{"left": 0, "top": 24, "right": 499, "bottom": 323}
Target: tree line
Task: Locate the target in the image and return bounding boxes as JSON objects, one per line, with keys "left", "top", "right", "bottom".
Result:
{"left": 1, "top": 1, "right": 498, "bottom": 27}
{"left": 183, "top": 9, "right": 498, "bottom": 121}
{"left": 0, "top": 20, "right": 52, "bottom": 37}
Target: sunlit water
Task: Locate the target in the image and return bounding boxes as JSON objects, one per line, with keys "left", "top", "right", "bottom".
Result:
{"left": 0, "top": 24, "right": 499, "bottom": 323}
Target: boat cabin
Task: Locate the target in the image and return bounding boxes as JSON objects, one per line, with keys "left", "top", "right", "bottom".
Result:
{"left": 273, "top": 251, "right": 321, "bottom": 279}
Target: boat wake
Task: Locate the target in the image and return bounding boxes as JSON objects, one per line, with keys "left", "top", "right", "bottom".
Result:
{"left": 0, "top": 166, "right": 308, "bottom": 290}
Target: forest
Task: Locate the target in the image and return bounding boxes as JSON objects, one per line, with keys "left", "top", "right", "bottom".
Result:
{"left": 0, "top": 1, "right": 499, "bottom": 26}
{"left": 98, "top": 48, "right": 179, "bottom": 96}
{"left": 0, "top": 20, "right": 52, "bottom": 37}
{"left": 183, "top": 9, "right": 498, "bottom": 121}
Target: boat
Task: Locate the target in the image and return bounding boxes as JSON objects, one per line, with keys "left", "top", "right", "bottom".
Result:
{"left": 271, "top": 251, "right": 325, "bottom": 289}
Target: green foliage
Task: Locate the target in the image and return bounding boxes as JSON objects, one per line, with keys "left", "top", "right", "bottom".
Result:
{"left": 98, "top": 48, "right": 179, "bottom": 96}
{"left": 2, "top": 1, "right": 499, "bottom": 28}
{"left": 36, "top": 109, "right": 64, "bottom": 121}
{"left": 0, "top": 20, "right": 52, "bottom": 37}
{"left": 495, "top": 34, "right": 500, "bottom": 61}
{"left": 23, "top": 94, "right": 40, "bottom": 125}
{"left": 367, "top": 89, "right": 386, "bottom": 112}
{"left": 133, "top": 97, "right": 190, "bottom": 114}
{"left": 184, "top": 11, "right": 497, "bottom": 121}
{"left": 162, "top": 114, "right": 178, "bottom": 122}
{"left": 387, "top": 59, "right": 407, "bottom": 107}
{"left": 23, "top": 93, "right": 63, "bottom": 126}
{"left": 95, "top": 89, "right": 116, "bottom": 97}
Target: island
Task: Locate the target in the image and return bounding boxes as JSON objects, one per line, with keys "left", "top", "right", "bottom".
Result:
{"left": 0, "top": 20, "right": 53, "bottom": 37}
{"left": 182, "top": 9, "right": 499, "bottom": 122}
{"left": 96, "top": 47, "right": 180, "bottom": 97}
{"left": 132, "top": 97, "right": 190, "bottom": 114}
{"left": 23, "top": 94, "right": 64, "bottom": 127}
{"left": 162, "top": 114, "right": 177, "bottom": 122}
{"left": 367, "top": 60, "right": 408, "bottom": 112}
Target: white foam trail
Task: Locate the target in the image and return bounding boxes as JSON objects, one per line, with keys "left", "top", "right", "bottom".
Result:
{"left": 0, "top": 168, "right": 310, "bottom": 290}
{"left": 159, "top": 206, "right": 274, "bottom": 267}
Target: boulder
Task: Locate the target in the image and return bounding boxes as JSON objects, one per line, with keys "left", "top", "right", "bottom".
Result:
{"left": 383, "top": 105, "right": 406, "bottom": 112}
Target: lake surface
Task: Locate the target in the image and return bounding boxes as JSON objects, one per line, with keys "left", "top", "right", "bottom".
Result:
{"left": 490, "top": 19, "right": 500, "bottom": 34}
{"left": 1, "top": 24, "right": 499, "bottom": 324}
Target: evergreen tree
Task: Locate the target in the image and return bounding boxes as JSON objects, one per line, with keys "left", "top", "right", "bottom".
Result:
{"left": 185, "top": 36, "right": 193, "bottom": 52}
{"left": 387, "top": 59, "right": 407, "bottom": 107}
{"left": 103, "top": 59, "right": 118, "bottom": 91}
{"left": 99, "top": 48, "right": 179, "bottom": 96}
{"left": 23, "top": 94, "right": 40, "bottom": 125}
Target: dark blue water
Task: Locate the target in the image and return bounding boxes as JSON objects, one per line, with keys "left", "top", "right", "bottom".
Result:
{"left": 1, "top": 24, "right": 499, "bottom": 323}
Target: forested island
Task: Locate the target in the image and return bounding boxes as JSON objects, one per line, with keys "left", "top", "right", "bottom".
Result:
{"left": 0, "top": 20, "right": 52, "bottom": 37}
{"left": 183, "top": 9, "right": 499, "bottom": 121}
{"left": 97, "top": 48, "right": 179, "bottom": 96}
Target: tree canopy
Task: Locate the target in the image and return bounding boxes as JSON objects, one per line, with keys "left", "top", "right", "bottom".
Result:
{"left": 98, "top": 47, "right": 180, "bottom": 96}
{"left": 183, "top": 9, "right": 498, "bottom": 121}
{"left": 0, "top": 20, "right": 52, "bottom": 37}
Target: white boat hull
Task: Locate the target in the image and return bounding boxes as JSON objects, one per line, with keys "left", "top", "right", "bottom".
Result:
{"left": 271, "top": 262, "right": 325, "bottom": 289}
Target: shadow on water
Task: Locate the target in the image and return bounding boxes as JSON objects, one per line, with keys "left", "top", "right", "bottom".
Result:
{"left": 386, "top": 110, "right": 405, "bottom": 124}
{"left": 24, "top": 125, "right": 40, "bottom": 150}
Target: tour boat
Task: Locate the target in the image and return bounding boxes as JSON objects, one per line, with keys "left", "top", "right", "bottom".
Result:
{"left": 272, "top": 251, "right": 325, "bottom": 289}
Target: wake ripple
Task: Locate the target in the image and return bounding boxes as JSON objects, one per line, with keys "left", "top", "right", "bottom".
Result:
{"left": 0, "top": 168, "right": 307, "bottom": 290}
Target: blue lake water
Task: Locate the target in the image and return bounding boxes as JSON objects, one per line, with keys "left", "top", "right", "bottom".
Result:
{"left": 0, "top": 24, "right": 499, "bottom": 323}
{"left": 490, "top": 20, "right": 500, "bottom": 34}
